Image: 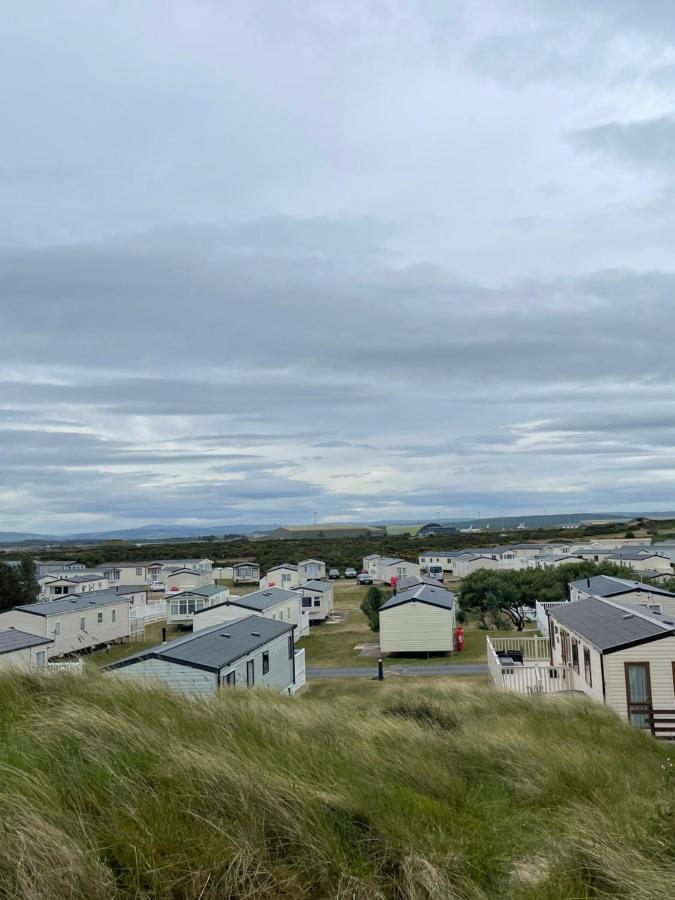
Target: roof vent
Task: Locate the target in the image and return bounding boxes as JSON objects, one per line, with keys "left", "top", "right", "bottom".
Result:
{"left": 622, "top": 613, "right": 634, "bottom": 620}
{"left": 70, "top": 599, "right": 77, "bottom": 603}
{"left": 220, "top": 633, "right": 231, "bottom": 638}
{"left": 663, "top": 620, "right": 674, "bottom": 626}
{"left": 251, "top": 631, "right": 261, "bottom": 636}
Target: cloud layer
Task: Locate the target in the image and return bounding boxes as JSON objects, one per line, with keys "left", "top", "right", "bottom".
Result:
{"left": 2, "top": 1, "right": 675, "bottom": 531}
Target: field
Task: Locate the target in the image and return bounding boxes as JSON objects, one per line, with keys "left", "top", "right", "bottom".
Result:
{"left": 295, "top": 580, "right": 532, "bottom": 669}
{"left": 0, "top": 671, "right": 673, "bottom": 899}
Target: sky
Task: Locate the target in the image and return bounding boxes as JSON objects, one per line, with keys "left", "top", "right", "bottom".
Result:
{"left": 3, "top": 0, "right": 675, "bottom": 533}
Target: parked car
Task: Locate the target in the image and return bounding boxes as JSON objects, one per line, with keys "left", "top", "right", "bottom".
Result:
{"left": 356, "top": 572, "right": 373, "bottom": 584}
{"left": 328, "top": 568, "right": 340, "bottom": 579}
{"left": 150, "top": 581, "right": 165, "bottom": 591}
{"left": 345, "top": 567, "right": 357, "bottom": 579}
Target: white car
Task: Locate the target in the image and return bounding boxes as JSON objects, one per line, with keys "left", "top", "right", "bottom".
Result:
{"left": 150, "top": 581, "right": 165, "bottom": 591}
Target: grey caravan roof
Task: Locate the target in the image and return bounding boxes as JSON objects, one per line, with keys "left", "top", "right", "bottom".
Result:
{"left": 13, "top": 591, "right": 128, "bottom": 616}
{"left": 106, "top": 615, "right": 293, "bottom": 673}
{"left": 0, "top": 629, "right": 53, "bottom": 655}
{"left": 297, "top": 580, "right": 330, "bottom": 593}
{"left": 550, "top": 598, "right": 675, "bottom": 653}
{"left": 569, "top": 575, "right": 675, "bottom": 599}
{"left": 170, "top": 584, "right": 226, "bottom": 598}
{"left": 397, "top": 574, "right": 444, "bottom": 591}
{"left": 380, "top": 584, "right": 455, "bottom": 612}
{"left": 193, "top": 587, "right": 298, "bottom": 616}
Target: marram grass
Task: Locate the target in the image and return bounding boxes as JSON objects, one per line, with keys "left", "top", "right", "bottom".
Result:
{"left": 0, "top": 673, "right": 672, "bottom": 899}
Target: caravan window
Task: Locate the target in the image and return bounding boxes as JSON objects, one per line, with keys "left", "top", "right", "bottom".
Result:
{"left": 583, "top": 647, "right": 592, "bottom": 686}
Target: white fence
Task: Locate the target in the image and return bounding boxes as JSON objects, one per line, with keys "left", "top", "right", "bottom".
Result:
{"left": 488, "top": 635, "right": 551, "bottom": 660}
{"left": 130, "top": 602, "right": 166, "bottom": 624}
{"left": 486, "top": 636, "right": 568, "bottom": 695}
{"left": 47, "top": 660, "right": 84, "bottom": 675}
{"left": 535, "top": 601, "right": 570, "bottom": 636}
{"left": 292, "top": 649, "right": 306, "bottom": 694}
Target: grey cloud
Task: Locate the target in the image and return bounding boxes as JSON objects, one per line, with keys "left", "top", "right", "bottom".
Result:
{"left": 570, "top": 116, "right": 675, "bottom": 173}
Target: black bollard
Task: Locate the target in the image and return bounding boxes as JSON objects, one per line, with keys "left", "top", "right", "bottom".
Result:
{"left": 378, "top": 658, "right": 384, "bottom": 681}
{"left": 162, "top": 627, "right": 167, "bottom": 643}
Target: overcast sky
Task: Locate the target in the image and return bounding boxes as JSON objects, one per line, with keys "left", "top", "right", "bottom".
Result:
{"left": 3, "top": 1, "right": 675, "bottom": 533}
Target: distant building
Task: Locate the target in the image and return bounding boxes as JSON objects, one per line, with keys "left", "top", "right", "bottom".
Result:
{"left": 417, "top": 523, "right": 457, "bottom": 537}
{"left": 263, "top": 524, "right": 386, "bottom": 540}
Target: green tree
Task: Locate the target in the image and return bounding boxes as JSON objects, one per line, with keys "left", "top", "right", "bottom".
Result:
{"left": 361, "top": 586, "right": 386, "bottom": 632}
{"left": 459, "top": 561, "right": 644, "bottom": 631}
{"left": 17, "top": 558, "right": 39, "bottom": 604}
{"left": 0, "top": 563, "right": 22, "bottom": 613}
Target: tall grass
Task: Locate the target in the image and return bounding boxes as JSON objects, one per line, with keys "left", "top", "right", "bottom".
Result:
{"left": 0, "top": 673, "right": 672, "bottom": 899}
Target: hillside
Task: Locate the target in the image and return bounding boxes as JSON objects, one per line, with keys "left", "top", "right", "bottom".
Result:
{"left": 0, "top": 675, "right": 673, "bottom": 899}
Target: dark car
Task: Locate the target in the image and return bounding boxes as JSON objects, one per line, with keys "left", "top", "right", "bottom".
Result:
{"left": 356, "top": 572, "right": 373, "bottom": 585}
{"left": 328, "top": 568, "right": 340, "bottom": 579}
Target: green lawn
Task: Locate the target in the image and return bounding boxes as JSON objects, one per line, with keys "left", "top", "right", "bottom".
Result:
{"left": 297, "top": 581, "right": 534, "bottom": 669}
{"left": 85, "top": 621, "right": 183, "bottom": 669}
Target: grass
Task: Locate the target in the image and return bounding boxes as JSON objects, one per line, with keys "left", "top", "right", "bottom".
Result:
{"left": 296, "top": 581, "right": 535, "bottom": 668}
{"left": 0, "top": 672, "right": 673, "bottom": 899}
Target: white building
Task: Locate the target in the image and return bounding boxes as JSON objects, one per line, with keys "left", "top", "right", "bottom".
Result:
{"left": 260, "top": 564, "right": 301, "bottom": 590}
{"left": 232, "top": 562, "right": 261, "bottom": 584}
{"left": 0, "top": 591, "right": 132, "bottom": 658}
{"left": 606, "top": 549, "right": 672, "bottom": 575}
{"left": 39, "top": 571, "right": 109, "bottom": 598}
{"left": 164, "top": 567, "right": 214, "bottom": 594}
{"left": 568, "top": 575, "right": 675, "bottom": 618}
{"left": 362, "top": 555, "right": 381, "bottom": 578}
{"left": 106, "top": 615, "right": 300, "bottom": 697}
{"left": 375, "top": 557, "right": 421, "bottom": 586}
{"left": 527, "top": 554, "right": 584, "bottom": 569}
{"left": 297, "top": 559, "right": 326, "bottom": 580}
{"left": 453, "top": 554, "right": 500, "bottom": 579}
{"left": 166, "top": 584, "right": 230, "bottom": 627}
{"left": 549, "top": 598, "right": 675, "bottom": 732}
{"left": 379, "top": 584, "right": 456, "bottom": 654}
{"left": 193, "top": 587, "right": 305, "bottom": 637}
{"left": 33, "top": 560, "right": 86, "bottom": 578}
{"left": 296, "top": 580, "right": 334, "bottom": 622}
{"left": 0, "top": 629, "right": 53, "bottom": 672}
{"left": 418, "top": 551, "right": 467, "bottom": 574}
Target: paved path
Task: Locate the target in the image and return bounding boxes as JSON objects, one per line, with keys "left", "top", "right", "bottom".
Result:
{"left": 307, "top": 664, "right": 489, "bottom": 679}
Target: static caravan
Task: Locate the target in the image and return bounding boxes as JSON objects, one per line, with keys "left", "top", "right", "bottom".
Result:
{"left": 607, "top": 550, "right": 672, "bottom": 575}
{"left": 232, "top": 562, "right": 261, "bottom": 584}
{"left": 260, "top": 564, "right": 301, "bottom": 590}
{"left": 568, "top": 575, "right": 675, "bottom": 608}
{"left": 363, "top": 555, "right": 381, "bottom": 578}
{"left": 297, "top": 559, "right": 326, "bottom": 580}
{"left": 549, "top": 598, "right": 675, "bottom": 733}
{"left": 166, "top": 585, "right": 229, "bottom": 627}
{"left": 379, "top": 584, "right": 456, "bottom": 654}
{"left": 453, "top": 554, "right": 499, "bottom": 579}
{"left": 296, "top": 580, "right": 334, "bottom": 622}
{"left": 33, "top": 560, "right": 86, "bottom": 578}
{"left": 0, "top": 629, "right": 53, "bottom": 672}
{"left": 106, "top": 615, "right": 297, "bottom": 698}
{"left": 376, "top": 558, "right": 421, "bottom": 586}
{"left": 164, "top": 567, "right": 213, "bottom": 594}
{"left": 193, "top": 587, "right": 303, "bottom": 634}
{"left": 39, "top": 572, "right": 109, "bottom": 598}
{"left": 0, "top": 591, "right": 132, "bottom": 658}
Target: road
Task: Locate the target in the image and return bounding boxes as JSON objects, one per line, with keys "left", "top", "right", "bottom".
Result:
{"left": 307, "top": 664, "right": 489, "bottom": 678}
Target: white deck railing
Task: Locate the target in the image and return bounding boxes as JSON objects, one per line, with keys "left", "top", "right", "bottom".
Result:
{"left": 488, "top": 634, "right": 552, "bottom": 660}
{"left": 299, "top": 610, "right": 310, "bottom": 638}
{"left": 292, "top": 649, "right": 306, "bottom": 693}
{"left": 486, "top": 636, "right": 568, "bottom": 695}
{"left": 47, "top": 660, "right": 84, "bottom": 675}
{"left": 535, "top": 601, "right": 570, "bottom": 636}
{"left": 130, "top": 602, "right": 166, "bottom": 624}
